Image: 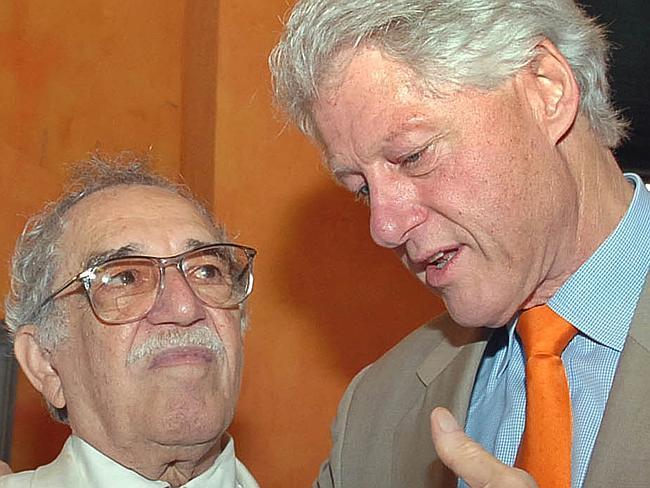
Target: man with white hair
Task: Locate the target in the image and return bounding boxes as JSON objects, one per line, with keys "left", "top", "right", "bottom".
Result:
{"left": 270, "top": 0, "right": 650, "bottom": 487}
{"left": 1, "top": 155, "right": 259, "bottom": 487}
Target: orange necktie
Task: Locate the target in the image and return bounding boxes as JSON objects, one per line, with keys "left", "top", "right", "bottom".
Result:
{"left": 515, "top": 305, "right": 578, "bottom": 488}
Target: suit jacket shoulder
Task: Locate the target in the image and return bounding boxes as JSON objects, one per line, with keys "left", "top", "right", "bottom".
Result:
{"left": 584, "top": 274, "right": 650, "bottom": 487}
{"left": 315, "top": 314, "right": 489, "bottom": 488}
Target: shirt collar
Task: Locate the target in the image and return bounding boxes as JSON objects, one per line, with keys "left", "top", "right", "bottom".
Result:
{"left": 70, "top": 434, "right": 241, "bottom": 487}
{"left": 547, "top": 173, "right": 650, "bottom": 351}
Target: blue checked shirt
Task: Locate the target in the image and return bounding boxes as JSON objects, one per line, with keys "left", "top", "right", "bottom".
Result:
{"left": 462, "top": 174, "right": 650, "bottom": 488}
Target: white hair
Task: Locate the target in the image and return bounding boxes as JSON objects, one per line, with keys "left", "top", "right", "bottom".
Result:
{"left": 270, "top": 0, "right": 627, "bottom": 147}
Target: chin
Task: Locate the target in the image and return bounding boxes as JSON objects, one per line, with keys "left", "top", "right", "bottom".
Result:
{"left": 443, "top": 295, "right": 515, "bottom": 329}
{"left": 154, "top": 398, "right": 236, "bottom": 444}
{"left": 154, "top": 416, "right": 230, "bottom": 446}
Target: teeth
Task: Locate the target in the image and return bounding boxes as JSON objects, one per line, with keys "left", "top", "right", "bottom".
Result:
{"left": 430, "top": 250, "right": 457, "bottom": 269}
{"left": 429, "top": 251, "right": 444, "bottom": 263}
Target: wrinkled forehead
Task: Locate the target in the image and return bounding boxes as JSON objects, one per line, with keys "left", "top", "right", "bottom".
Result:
{"left": 58, "top": 185, "right": 223, "bottom": 273}
{"left": 312, "top": 46, "right": 448, "bottom": 150}
{"left": 318, "top": 44, "right": 433, "bottom": 98}
{"left": 311, "top": 46, "right": 442, "bottom": 135}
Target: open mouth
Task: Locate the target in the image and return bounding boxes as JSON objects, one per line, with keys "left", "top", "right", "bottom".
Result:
{"left": 428, "top": 249, "right": 459, "bottom": 270}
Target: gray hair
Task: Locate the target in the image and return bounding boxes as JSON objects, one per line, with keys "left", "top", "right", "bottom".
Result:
{"left": 3, "top": 152, "right": 247, "bottom": 422}
{"left": 270, "top": 0, "right": 627, "bottom": 147}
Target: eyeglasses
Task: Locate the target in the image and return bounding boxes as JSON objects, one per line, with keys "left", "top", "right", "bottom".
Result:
{"left": 40, "top": 243, "right": 257, "bottom": 325}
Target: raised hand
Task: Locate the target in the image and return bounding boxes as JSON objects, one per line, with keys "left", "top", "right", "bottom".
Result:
{"left": 430, "top": 408, "right": 537, "bottom": 488}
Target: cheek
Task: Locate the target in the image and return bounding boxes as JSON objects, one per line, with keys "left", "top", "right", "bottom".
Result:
{"left": 417, "top": 147, "right": 535, "bottom": 251}
{"left": 452, "top": 145, "right": 530, "bottom": 212}
{"left": 416, "top": 152, "right": 492, "bottom": 223}
{"left": 223, "top": 334, "right": 244, "bottom": 374}
{"left": 211, "top": 313, "right": 243, "bottom": 359}
{"left": 78, "top": 320, "right": 136, "bottom": 375}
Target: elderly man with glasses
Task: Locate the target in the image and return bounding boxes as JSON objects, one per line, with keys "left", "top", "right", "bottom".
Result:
{"left": 1, "top": 155, "right": 259, "bottom": 488}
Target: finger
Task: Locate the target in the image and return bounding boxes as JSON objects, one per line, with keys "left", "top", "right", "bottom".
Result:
{"left": 430, "top": 408, "right": 536, "bottom": 488}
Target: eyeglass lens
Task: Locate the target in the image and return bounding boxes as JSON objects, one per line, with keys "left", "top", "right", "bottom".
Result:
{"left": 88, "top": 246, "right": 252, "bottom": 324}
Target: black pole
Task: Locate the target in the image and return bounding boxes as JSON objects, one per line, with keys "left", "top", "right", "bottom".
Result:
{"left": 0, "top": 321, "right": 17, "bottom": 463}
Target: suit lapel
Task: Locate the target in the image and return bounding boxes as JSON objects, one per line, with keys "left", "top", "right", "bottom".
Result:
{"left": 584, "top": 275, "right": 650, "bottom": 487}
{"left": 392, "top": 325, "right": 489, "bottom": 488}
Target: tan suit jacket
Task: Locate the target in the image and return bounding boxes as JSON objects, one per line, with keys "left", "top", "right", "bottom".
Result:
{"left": 315, "top": 275, "right": 650, "bottom": 488}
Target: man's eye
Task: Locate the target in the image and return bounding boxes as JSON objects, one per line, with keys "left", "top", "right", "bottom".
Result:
{"left": 401, "top": 149, "right": 425, "bottom": 167}
{"left": 191, "top": 265, "right": 224, "bottom": 281}
{"left": 398, "top": 142, "right": 442, "bottom": 177}
{"left": 355, "top": 184, "right": 370, "bottom": 204}
{"left": 102, "top": 270, "right": 138, "bottom": 287}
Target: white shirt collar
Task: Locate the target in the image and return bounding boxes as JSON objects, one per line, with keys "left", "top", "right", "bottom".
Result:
{"left": 68, "top": 434, "right": 257, "bottom": 487}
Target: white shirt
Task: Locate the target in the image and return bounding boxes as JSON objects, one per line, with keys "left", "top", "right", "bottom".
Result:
{"left": 0, "top": 435, "right": 259, "bottom": 488}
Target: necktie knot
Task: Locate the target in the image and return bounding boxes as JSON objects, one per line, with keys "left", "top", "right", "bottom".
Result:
{"left": 517, "top": 305, "right": 577, "bottom": 358}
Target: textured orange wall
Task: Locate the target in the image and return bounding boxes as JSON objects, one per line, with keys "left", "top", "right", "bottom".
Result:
{"left": 1, "top": 1, "right": 445, "bottom": 486}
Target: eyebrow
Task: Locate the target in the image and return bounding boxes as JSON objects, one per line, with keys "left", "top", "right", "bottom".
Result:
{"left": 330, "top": 167, "right": 355, "bottom": 185}
{"left": 325, "top": 154, "right": 351, "bottom": 181}
{"left": 384, "top": 118, "right": 427, "bottom": 143}
{"left": 85, "top": 245, "right": 142, "bottom": 269}
{"left": 326, "top": 122, "right": 448, "bottom": 175}
{"left": 84, "top": 239, "right": 222, "bottom": 269}
{"left": 185, "top": 238, "right": 217, "bottom": 250}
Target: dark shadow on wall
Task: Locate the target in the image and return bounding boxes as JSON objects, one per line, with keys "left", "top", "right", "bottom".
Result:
{"left": 581, "top": 0, "right": 650, "bottom": 179}
{"left": 277, "top": 182, "right": 444, "bottom": 377}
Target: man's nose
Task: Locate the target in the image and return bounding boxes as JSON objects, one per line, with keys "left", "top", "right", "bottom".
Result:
{"left": 368, "top": 177, "right": 427, "bottom": 248}
{"left": 146, "top": 267, "right": 206, "bottom": 327}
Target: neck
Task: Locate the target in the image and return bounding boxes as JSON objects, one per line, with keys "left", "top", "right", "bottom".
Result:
{"left": 78, "top": 431, "right": 227, "bottom": 487}
{"left": 524, "top": 119, "right": 634, "bottom": 308}
{"left": 566, "top": 129, "right": 634, "bottom": 267}
{"left": 140, "top": 439, "right": 225, "bottom": 487}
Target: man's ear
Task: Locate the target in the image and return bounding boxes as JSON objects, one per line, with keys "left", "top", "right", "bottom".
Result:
{"left": 13, "top": 325, "right": 66, "bottom": 409}
{"left": 522, "top": 39, "right": 581, "bottom": 144}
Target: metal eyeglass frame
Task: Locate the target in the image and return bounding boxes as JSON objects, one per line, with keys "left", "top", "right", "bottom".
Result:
{"left": 38, "top": 243, "right": 257, "bottom": 325}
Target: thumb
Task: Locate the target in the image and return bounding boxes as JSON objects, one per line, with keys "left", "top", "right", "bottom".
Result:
{"left": 430, "top": 407, "right": 536, "bottom": 488}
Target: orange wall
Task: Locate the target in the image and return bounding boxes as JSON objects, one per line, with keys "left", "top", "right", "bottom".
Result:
{"left": 1, "top": 2, "right": 445, "bottom": 487}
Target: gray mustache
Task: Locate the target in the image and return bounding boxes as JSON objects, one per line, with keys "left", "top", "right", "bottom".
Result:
{"left": 127, "top": 326, "right": 224, "bottom": 365}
